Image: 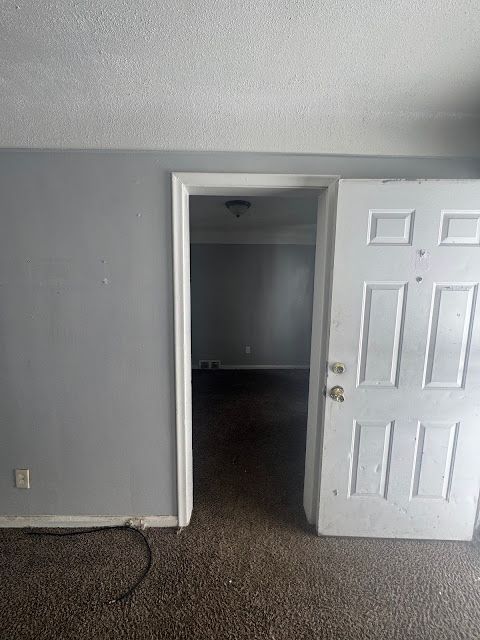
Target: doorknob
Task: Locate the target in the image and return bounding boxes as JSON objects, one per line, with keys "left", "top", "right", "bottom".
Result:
{"left": 329, "top": 386, "right": 345, "bottom": 402}
{"left": 331, "top": 362, "right": 346, "bottom": 374}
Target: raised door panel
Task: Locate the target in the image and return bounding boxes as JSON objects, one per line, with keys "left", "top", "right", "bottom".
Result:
{"left": 410, "top": 422, "right": 459, "bottom": 501}
{"left": 423, "top": 283, "right": 477, "bottom": 389}
{"left": 348, "top": 420, "right": 394, "bottom": 499}
{"left": 438, "top": 210, "right": 480, "bottom": 246}
{"left": 357, "top": 282, "right": 407, "bottom": 388}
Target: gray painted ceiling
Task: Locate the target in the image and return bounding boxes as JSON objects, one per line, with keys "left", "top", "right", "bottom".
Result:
{"left": 1, "top": 1, "right": 480, "bottom": 156}
{"left": 190, "top": 195, "right": 318, "bottom": 244}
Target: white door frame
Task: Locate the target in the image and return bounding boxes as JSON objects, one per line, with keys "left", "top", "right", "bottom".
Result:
{"left": 171, "top": 172, "right": 339, "bottom": 527}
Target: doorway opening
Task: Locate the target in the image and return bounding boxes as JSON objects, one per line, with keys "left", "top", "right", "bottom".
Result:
{"left": 190, "top": 195, "right": 317, "bottom": 528}
{"left": 172, "top": 174, "right": 339, "bottom": 528}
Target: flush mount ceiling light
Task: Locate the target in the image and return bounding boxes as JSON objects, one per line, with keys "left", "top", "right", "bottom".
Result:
{"left": 225, "top": 199, "right": 251, "bottom": 219}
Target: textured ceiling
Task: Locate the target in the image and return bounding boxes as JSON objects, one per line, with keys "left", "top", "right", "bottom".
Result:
{"left": 1, "top": 0, "right": 480, "bottom": 155}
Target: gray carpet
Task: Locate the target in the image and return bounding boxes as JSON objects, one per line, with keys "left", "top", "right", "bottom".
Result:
{"left": 1, "top": 370, "right": 480, "bottom": 639}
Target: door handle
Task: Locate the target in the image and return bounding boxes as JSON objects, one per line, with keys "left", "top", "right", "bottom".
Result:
{"left": 329, "top": 386, "right": 345, "bottom": 402}
{"left": 331, "top": 362, "right": 346, "bottom": 374}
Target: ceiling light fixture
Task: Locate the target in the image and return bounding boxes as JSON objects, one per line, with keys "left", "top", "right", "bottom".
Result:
{"left": 225, "top": 199, "right": 251, "bottom": 218}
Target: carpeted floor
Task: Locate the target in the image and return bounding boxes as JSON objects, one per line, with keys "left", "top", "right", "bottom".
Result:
{"left": 1, "top": 370, "right": 480, "bottom": 639}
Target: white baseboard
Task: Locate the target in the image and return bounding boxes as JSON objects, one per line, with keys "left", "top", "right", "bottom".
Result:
{"left": 0, "top": 515, "right": 178, "bottom": 528}
{"left": 193, "top": 364, "right": 310, "bottom": 370}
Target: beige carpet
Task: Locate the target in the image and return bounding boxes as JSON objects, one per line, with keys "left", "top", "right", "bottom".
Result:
{"left": 1, "top": 370, "right": 480, "bottom": 639}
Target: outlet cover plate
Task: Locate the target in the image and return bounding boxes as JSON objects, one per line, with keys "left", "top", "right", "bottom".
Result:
{"left": 15, "top": 469, "right": 30, "bottom": 489}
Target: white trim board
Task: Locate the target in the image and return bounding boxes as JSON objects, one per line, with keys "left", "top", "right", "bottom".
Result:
{"left": 0, "top": 515, "right": 178, "bottom": 528}
{"left": 172, "top": 172, "right": 339, "bottom": 528}
{"left": 192, "top": 365, "right": 310, "bottom": 370}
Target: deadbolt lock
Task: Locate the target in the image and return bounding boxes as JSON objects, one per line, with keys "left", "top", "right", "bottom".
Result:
{"left": 331, "top": 362, "right": 346, "bottom": 374}
{"left": 329, "top": 386, "right": 345, "bottom": 402}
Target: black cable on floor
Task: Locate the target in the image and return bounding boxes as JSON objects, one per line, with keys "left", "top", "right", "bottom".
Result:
{"left": 25, "top": 524, "right": 152, "bottom": 604}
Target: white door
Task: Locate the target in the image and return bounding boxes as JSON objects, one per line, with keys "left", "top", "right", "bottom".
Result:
{"left": 319, "top": 180, "right": 480, "bottom": 540}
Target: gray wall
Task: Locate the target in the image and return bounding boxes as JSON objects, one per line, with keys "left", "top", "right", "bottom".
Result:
{"left": 191, "top": 244, "right": 315, "bottom": 367}
{"left": 0, "top": 150, "right": 478, "bottom": 518}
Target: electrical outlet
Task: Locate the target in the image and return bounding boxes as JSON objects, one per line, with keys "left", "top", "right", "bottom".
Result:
{"left": 210, "top": 360, "right": 221, "bottom": 370}
{"left": 245, "top": 345, "right": 251, "bottom": 354}
{"left": 15, "top": 469, "right": 30, "bottom": 489}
